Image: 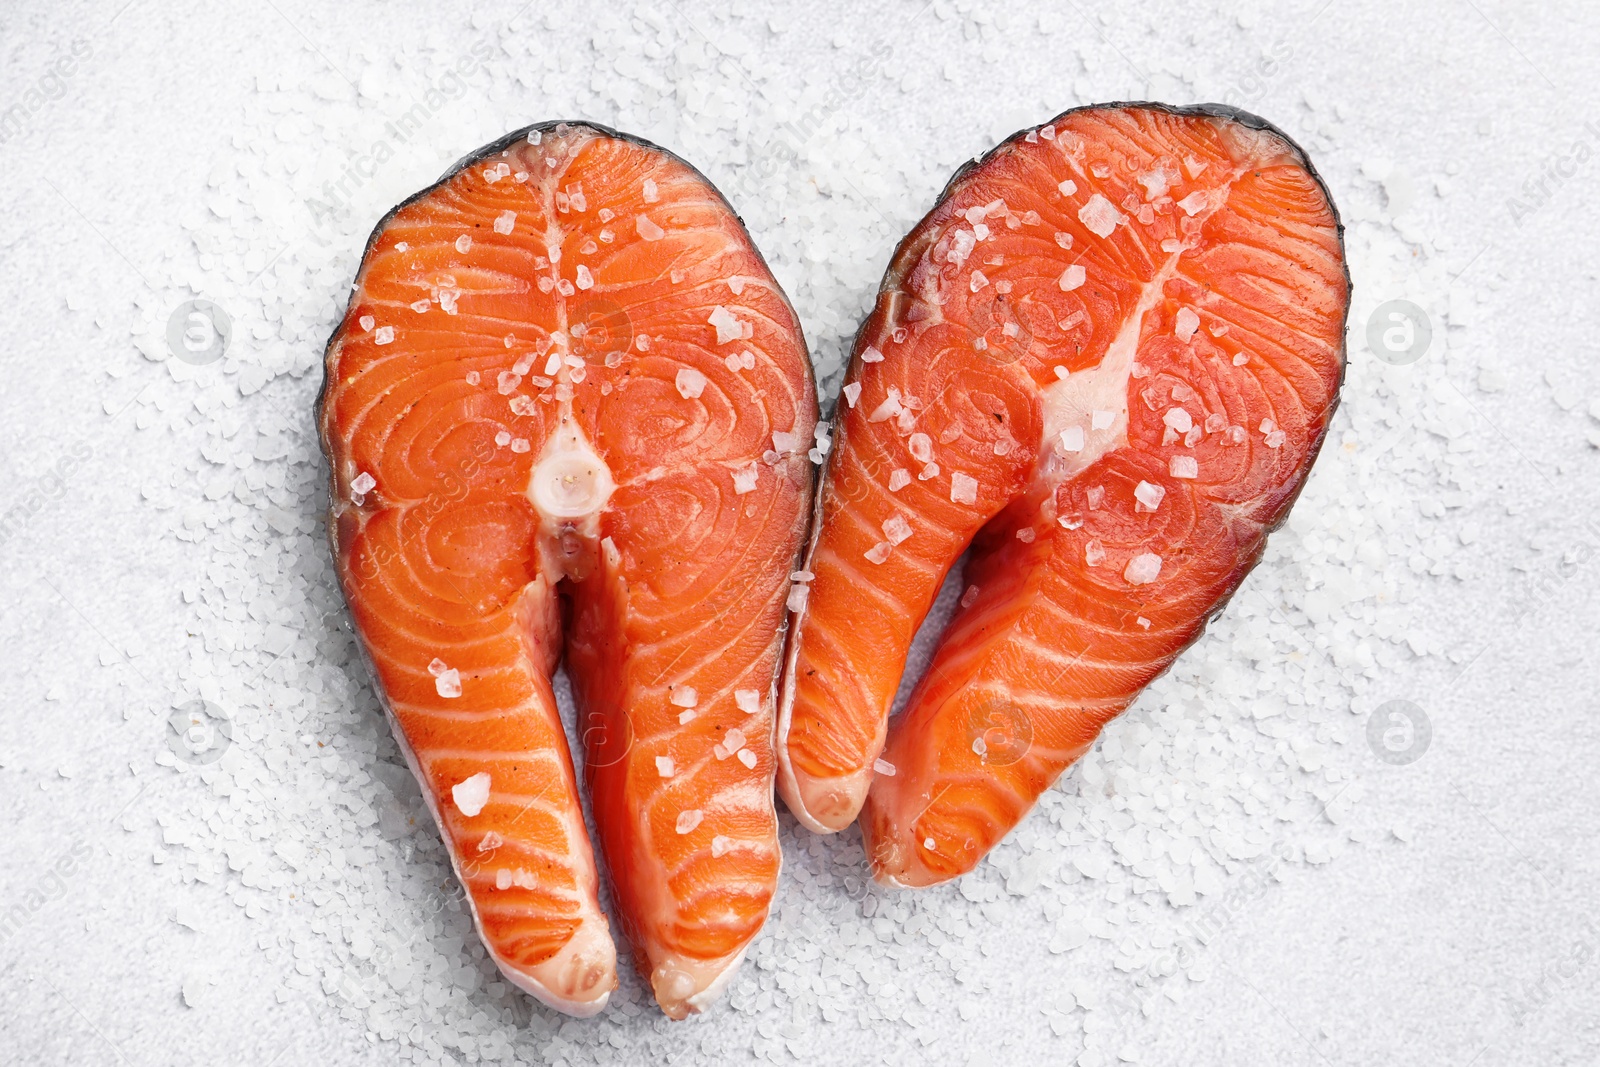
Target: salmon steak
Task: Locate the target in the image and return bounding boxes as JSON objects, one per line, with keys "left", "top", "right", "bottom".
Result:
{"left": 319, "top": 121, "right": 818, "bottom": 1016}
{"left": 775, "top": 103, "right": 1348, "bottom": 886}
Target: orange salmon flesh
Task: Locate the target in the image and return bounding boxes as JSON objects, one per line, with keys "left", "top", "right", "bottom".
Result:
{"left": 319, "top": 122, "right": 818, "bottom": 1017}
{"left": 775, "top": 103, "right": 1349, "bottom": 887}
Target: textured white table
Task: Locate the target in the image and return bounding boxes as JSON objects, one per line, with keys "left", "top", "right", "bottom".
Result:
{"left": 1, "top": 1, "right": 1596, "bottom": 1064}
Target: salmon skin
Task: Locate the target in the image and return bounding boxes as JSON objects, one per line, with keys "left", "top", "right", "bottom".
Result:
{"left": 319, "top": 120, "right": 818, "bottom": 1016}
{"left": 775, "top": 103, "right": 1348, "bottom": 886}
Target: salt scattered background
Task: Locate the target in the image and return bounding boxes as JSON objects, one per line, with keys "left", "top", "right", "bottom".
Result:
{"left": 1, "top": 1, "right": 1596, "bottom": 1064}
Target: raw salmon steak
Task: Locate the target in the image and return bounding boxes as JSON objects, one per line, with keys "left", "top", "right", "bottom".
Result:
{"left": 775, "top": 103, "right": 1348, "bottom": 886}
{"left": 319, "top": 121, "right": 818, "bottom": 1016}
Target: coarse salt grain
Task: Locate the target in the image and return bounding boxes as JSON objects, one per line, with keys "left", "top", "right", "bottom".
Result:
{"left": 1124, "top": 552, "right": 1162, "bottom": 585}
{"left": 1175, "top": 307, "right": 1200, "bottom": 341}
{"left": 675, "top": 810, "right": 703, "bottom": 835}
{"left": 1171, "top": 455, "right": 1199, "bottom": 479}
{"left": 675, "top": 367, "right": 707, "bottom": 399}
{"left": 843, "top": 382, "right": 862, "bottom": 407}
{"left": 735, "top": 689, "right": 761, "bottom": 714}
{"left": 1060, "top": 425, "right": 1085, "bottom": 452}
{"left": 883, "top": 515, "right": 913, "bottom": 544}
{"left": 888, "top": 468, "right": 910, "bottom": 491}
{"left": 732, "top": 463, "right": 759, "bottom": 495}
{"left": 951, "top": 472, "right": 978, "bottom": 505}
{"left": 1078, "top": 193, "right": 1124, "bottom": 237}
{"left": 493, "top": 210, "right": 516, "bottom": 234}
{"left": 435, "top": 669, "right": 462, "bottom": 698}
{"left": 1059, "top": 264, "right": 1086, "bottom": 291}
{"left": 451, "top": 773, "right": 490, "bottom": 817}
{"left": 374, "top": 326, "right": 394, "bottom": 345}
{"left": 1134, "top": 481, "right": 1166, "bottom": 511}
{"left": 636, "top": 215, "right": 665, "bottom": 241}
{"left": 670, "top": 687, "right": 697, "bottom": 708}
{"left": 655, "top": 756, "right": 675, "bottom": 778}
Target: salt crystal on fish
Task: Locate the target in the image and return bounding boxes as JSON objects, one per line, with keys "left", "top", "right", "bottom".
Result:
{"left": 642, "top": 178, "right": 659, "bottom": 203}
{"left": 868, "top": 387, "right": 904, "bottom": 423}
{"left": 493, "top": 210, "right": 516, "bottom": 234}
{"left": 787, "top": 583, "right": 809, "bottom": 612}
{"left": 861, "top": 346, "right": 885, "bottom": 363}
{"left": 478, "top": 831, "right": 503, "bottom": 852}
{"left": 678, "top": 710, "right": 696, "bottom": 725}
{"left": 864, "top": 542, "right": 892, "bottom": 565}
{"left": 1055, "top": 231, "right": 1074, "bottom": 249}
{"left": 1085, "top": 540, "right": 1106, "bottom": 566}
{"left": 1134, "top": 481, "right": 1166, "bottom": 511}
{"left": 498, "top": 371, "right": 521, "bottom": 394}
{"left": 675, "top": 810, "right": 703, "bottom": 835}
{"left": 1016, "top": 528, "right": 1035, "bottom": 543}
{"left": 676, "top": 367, "right": 707, "bottom": 399}
{"left": 656, "top": 756, "right": 675, "bottom": 778}
{"left": 451, "top": 772, "right": 490, "bottom": 816}
{"left": 1058, "top": 179, "right": 1077, "bottom": 197}
{"left": 708, "top": 305, "right": 742, "bottom": 344}
{"left": 738, "top": 749, "right": 758, "bottom": 769}
{"left": 1124, "top": 553, "right": 1162, "bottom": 585}
{"left": 735, "top": 690, "right": 761, "bottom": 714}
{"left": 724, "top": 728, "right": 746, "bottom": 754}
{"left": 351, "top": 471, "right": 376, "bottom": 495}
{"left": 1170, "top": 456, "right": 1199, "bottom": 479}
{"left": 970, "top": 270, "right": 989, "bottom": 293}
{"left": 671, "top": 686, "right": 698, "bottom": 708}
{"left": 359, "top": 314, "right": 375, "bottom": 331}
{"left": 374, "top": 326, "right": 394, "bottom": 345}
{"left": 455, "top": 235, "right": 471, "bottom": 253}
{"left": 950, "top": 471, "right": 978, "bottom": 505}
{"left": 575, "top": 265, "right": 593, "bottom": 290}
{"left": 909, "top": 433, "right": 932, "bottom": 463}
{"left": 732, "top": 463, "right": 759, "bottom": 495}
{"left": 1178, "top": 191, "right": 1209, "bottom": 216}
{"left": 1174, "top": 308, "right": 1200, "bottom": 341}
{"left": 883, "top": 515, "right": 913, "bottom": 544}
{"left": 1060, "top": 425, "right": 1085, "bottom": 452}
{"left": 843, "top": 382, "right": 862, "bottom": 407}
{"left": 888, "top": 468, "right": 910, "bottom": 491}
{"left": 1163, "top": 408, "right": 1193, "bottom": 433}
{"left": 1087, "top": 486, "right": 1105, "bottom": 509}
{"left": 919, "top": 462, "right": 940, "bottom": 479}
{"left": 1059, "top": 264, "right": 1086, "bottom": 291}
{"left": 428, "top": 657, "right": 448, "bottom": 676}
{"left": 1265, "top": 430, "right": 1286, "bottom": 448}
{"left": 1232, "top": 353, "right": 1249, "bottom": 366}
{"left": 495, "top": 869, "right": 512, "bottom": 890}
{"left": 636, "top": 215, "right": 665, "bottom": 241}
{"left": 1204, "top": 412, "right": 1226, "bottom": 433}
{"left": 1092, "top": 409, "right": 1115, "bottom": 430}
{"left": 410, "top": 299, "right": 431, "bottom": 313}
{"left": 494, "top": 430, "right": 510, "bottom": 446}
{"left": 436, "top": 668, "right": 462, "bottom": 698}
{"left": 711, "top": 835, "right": 733, "bottom": 857}
{"left": 1079, "top": 194, "right": 1124, "bottom": 237}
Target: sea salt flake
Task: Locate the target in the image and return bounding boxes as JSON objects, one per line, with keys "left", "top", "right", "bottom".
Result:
{"left": 451, "top": 772, "right": 490, "bottom": 816}
{"left": 737, "top": 748, "right": 757, "bottom": 769}
{"left": 1085, "top": 540, "right": 1106, "bottom": 566}
{"left": 1174, "top": 308, "right": 1200, "bottom": 341}
{"left": 1016, "top": 527, "right": 1036, "bottom": 543}
{"left": 861, "top": 345, "right": 885, "bottom": 363}
{"left": 1170, "top": 455, "right": 1199, "bottom": 479}
{"left": 678, "top": 709, "right": 696, "bottom": 725}
{"left": 1092, "top": 409, "right": 1115, "bottom": 430}
{"left": 1058, "top": 179, "right": 1078, "bottom": 197}
{"left": 495, "top": 869, "right": 512, "bottom": 890}
{"left": 1059, "top": 264, "right": 1087, "bottom": 291}
{"left": 358, "top": 314, "right": 375, "bottom": 331}
{"left": 735, "top": 689, "right": 761, "bottom": 714}
{"left": 787, "top": 583, "right": 809, "bottom": 612}
{"left": 671, "top": 686, "right": 698, "bottom": 708}
{"left": 493, "top": 210, "right": 516, "bottom": 235}
{"left": 732, "top": 463, "right": 759, "bottom": 495}
{"left": 575, "top": 265, "right": 593, "bottom": 290}
{"left": 864, "top": 542, "right": 893, "bottom": 565}
{"left": 1134, "top": 481, "right": 1166, "bottom": 511}
{"left": 1124, "top": 553, "right": 1162, "bottom": 585}
{"left": 435, "top": 669, "right": 462, "bottom": 698}
{"left": 888, "top": 468, "right": 911, "bottom": 491}
{"left": 1265, "top": 430, "right": 1286, "bottom": 448}
{"left": 656, "top": 756, "right": 675, "bottom": 778}
{"left": 950, "top": 471, "right": 978, "bottom": 505}
{"left": 1079, "top": 194, "right": 1124, "bottom": 237}
{"left": 455, "top": 235, "right": 471, "bottom": 253}
{"left": 427, "top": 657, "right": 447, "bottom": 677}
{"left": 373, "top": 326, "right": 394, "bottom": 345}
{"left": 874, "top": 758, "right": 896, "bottom": 776}
{"left": 676, "top": 367, "right": 707, "bottom": 399}
{"left": 908, "top": 432, "right": 932, "bottom": 463}
{"left": 351, "top": 471, "right": 376, "bottom": 495}
{"left": 883, "top": 515, "right": 913, "bottom": 545}
{"left": 1163, "top": 408, "right": 1193, "bottom": 433}
{"left": 642, "top": 178, "right": 659, "bottom": 203}
{"left": 636, "top": 215, "right": 665, "bottom": 241}
{"left": 843, "top": 382, "right": 862, "bottom": 407}
{"left": 675, "top": 810, "right": 704, "bottom": 835}
{"left": 1178, "top": 191, "right": 1209, "bottom": 216}
{"left": 970, "top": 270, "right": 989, "bottom": 293}
{"left": 1060, "top": 425, "right": 1085, "bottom": 452}
{"left": 708, "top": 305, "right": 742, "bottom": 344}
